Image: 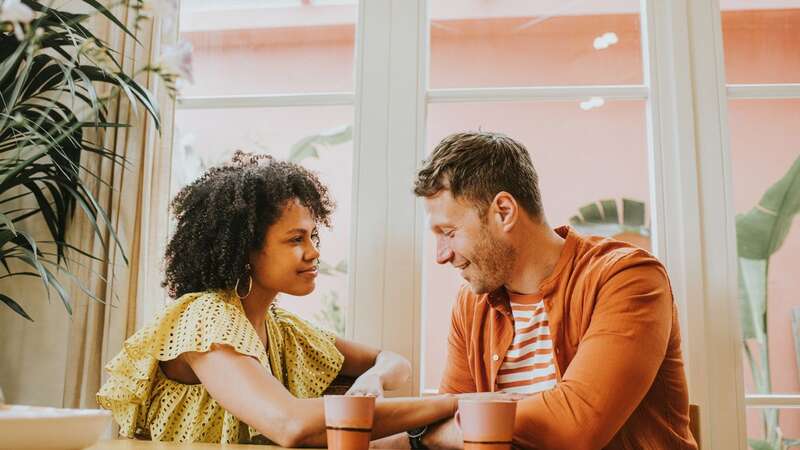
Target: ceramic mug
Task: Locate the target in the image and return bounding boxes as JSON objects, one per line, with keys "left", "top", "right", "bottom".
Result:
{"left": 324, "top": 395, "right": 375, "bottom": 450}
{"left": 456, "top": 399, "right": 517, "bottom": 450}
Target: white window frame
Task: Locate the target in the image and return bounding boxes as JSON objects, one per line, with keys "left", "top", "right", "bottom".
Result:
{"left": 165, "top": 0, "right": 800, "bottom": 447}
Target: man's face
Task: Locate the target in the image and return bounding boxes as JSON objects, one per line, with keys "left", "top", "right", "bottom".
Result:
{"left": 424, "top": 190, "right": 515, "bottom": 294}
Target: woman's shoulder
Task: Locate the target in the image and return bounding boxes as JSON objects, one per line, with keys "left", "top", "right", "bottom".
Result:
{"left": 127, "top": 290, "right": 263, "bottom": 362}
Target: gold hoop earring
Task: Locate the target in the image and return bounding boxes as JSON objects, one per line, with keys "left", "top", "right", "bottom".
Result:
{"left": 235, "top": 264, "right": 253, "bottom": 299}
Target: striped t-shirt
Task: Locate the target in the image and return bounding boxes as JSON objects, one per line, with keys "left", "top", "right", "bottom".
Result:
{"left": 496, "top": 293, "right": 558, "bottom": 394}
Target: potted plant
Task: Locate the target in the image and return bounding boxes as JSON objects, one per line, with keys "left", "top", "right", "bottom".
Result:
{"left": 0, "top": 0, "right": 189, "bottom": 321}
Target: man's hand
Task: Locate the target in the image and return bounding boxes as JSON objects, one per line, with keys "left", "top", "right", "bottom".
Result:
{"left": 346, "top": 370, "right": 384, "bottom": 397}
{"left": 370, "top": 418, "right": 464, "bottom": 450}
{"left": 422, "top": 417, "right": 463, "bottom": 450}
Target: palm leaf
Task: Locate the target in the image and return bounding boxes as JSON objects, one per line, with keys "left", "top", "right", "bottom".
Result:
{"left": 569, "top": 198, "right": 650, "bottom": 237}
{"left": 0, "top": 293, "right": 32, "bottom": 321}
{"left": 736, "top": 156, "right": 800, "bottom": 341}
{"left": 0, "top": 0, "right": 162, "bottom": 320}
{"left": 288, "top": 124, "right": 352, "bottom": 163}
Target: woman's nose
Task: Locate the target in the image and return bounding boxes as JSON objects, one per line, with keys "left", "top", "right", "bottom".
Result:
{"left": 307, "top": 242, "right": 321, "bottom": 260}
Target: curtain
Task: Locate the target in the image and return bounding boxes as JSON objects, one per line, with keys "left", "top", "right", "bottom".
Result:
{"left": 61, "top": 2, "right": 177, "bottom": 409}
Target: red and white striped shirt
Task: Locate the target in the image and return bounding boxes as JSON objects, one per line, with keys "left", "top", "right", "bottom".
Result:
{"left": 496, "top": 293, "right": 558, "bottom": 394}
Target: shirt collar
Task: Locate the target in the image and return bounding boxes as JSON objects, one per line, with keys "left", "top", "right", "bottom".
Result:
{"left": 486, "top": 225, "right": 580, "bottom": 312}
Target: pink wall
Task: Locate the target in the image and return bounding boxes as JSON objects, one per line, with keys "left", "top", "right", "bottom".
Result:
{"left": 181, "top": 6, "right": 800, "bottom": 442}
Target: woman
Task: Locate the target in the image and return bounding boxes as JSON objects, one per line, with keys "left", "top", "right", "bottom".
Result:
{"left": 97, "top": 152, "right": 455, "bottom": 446}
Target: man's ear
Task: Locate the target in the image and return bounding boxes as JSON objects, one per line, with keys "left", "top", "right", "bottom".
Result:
{"left": 490, "top": 192, "right": 518, "bottom": 232}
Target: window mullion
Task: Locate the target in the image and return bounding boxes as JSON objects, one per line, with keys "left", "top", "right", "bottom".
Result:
{"left": 349, "top": 0, "right": 427, "bottom": 396}
{"left": 727, "top": 83, "right": 800, "bottom": 99}
{"left": 427, "top": 85, "right": 648, "bottom": 103}
{"left": 745, "top": 394, "right": 800, "bottom": 408}
{"left": 642, "top": 0, "right": 748, "bottom": 448}
{"left": 176, "top": 92, "right": 355, "bottom": 109}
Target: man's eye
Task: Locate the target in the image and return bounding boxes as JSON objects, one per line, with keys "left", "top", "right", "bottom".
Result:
{"left": 292, "top": 236, "right": 303, "bottom": 243}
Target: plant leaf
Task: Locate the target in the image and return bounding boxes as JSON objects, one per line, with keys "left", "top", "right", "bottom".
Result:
{"left": 0, "top": 212, "right": 17, "bottom": 235}
{"left": 288, "top": 124, "right": 352, "bottom": 163}
{"left": 0, "top": 293, "right": 33, "bottom": 321}
{"left": 738, "top": 258, "right": 767, "bottom": 342}
{"left": 747, "top": 438, "right": 777, "bottom": 450}
{"left": 736, "top": 156, "right": 800, "bottom": 259}
{"left": 569, "top": 198, "right": 649, "bottom": 238}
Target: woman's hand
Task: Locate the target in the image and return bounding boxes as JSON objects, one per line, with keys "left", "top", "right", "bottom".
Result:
{"left": 346, "top": 370, "right": 384, "bottom": 397}
{"left": 335, "top": 339, "right": 412, "bottom": 393}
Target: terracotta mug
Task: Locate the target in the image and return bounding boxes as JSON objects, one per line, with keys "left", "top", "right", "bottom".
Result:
{"left": 324, "top": 395, "right": 375, "bottom": 450}
{"left": 456, "top": 399, "right": 517, "bottom": 450}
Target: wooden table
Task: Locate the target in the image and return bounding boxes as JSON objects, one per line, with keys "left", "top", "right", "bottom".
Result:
{"left": 86, "top": 440, "right": 322, "bottom": 450}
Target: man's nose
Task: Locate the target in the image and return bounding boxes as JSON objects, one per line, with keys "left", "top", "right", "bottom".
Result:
{"left": 435, "top": 237, "right": 454, "bottom": 265}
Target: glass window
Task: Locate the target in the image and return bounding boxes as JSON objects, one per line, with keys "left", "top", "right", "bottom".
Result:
{"left": 728, "top": 99, "right": 800, "bottom": 446}
{"left": 746, "top": 408, "right": 800, "bottom": 449}
{"left": 172, "top": 106, "right": 354, "bottom": 335}
{"left": 720, "top": 1, "right": 800, "bottom": 84}
{"left": 180, "top": 0, "right": 357, "bottom": 96}
{"left": 429, "top": 0, "right": 643, "bottom": 88}
{"left": 721, "top": 2, "right": 800, "bottom": 445}
{"left": 421, "top": 100, "right": 649, "bottom": 391}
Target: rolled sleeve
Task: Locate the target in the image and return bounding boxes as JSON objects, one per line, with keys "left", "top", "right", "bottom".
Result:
{"left": 439, "top": 286, "right": 477, "bottom": 394}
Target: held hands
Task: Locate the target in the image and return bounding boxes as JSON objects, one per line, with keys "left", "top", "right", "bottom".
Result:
{"left": 346, "top": 350, "right": 411, "bottom": 397}
{"left": 346, "top": 369, "right": 385, "bottom": 397}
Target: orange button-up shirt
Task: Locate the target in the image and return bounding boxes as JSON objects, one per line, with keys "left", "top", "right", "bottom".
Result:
{"left": 440, "top": 226, "right": 698, "bottom": 450}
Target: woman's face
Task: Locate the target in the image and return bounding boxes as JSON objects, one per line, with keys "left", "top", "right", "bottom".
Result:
{"left": 249, "top": 199, "right": 321, "bottom": 297}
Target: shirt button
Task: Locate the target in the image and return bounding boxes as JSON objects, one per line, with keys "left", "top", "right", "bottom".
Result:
{"left": 493, "top": 354, "right": 499, "bottom": 361}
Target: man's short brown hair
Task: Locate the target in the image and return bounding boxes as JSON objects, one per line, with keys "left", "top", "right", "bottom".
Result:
{"left": 414, "top": 131, "right": 543, "bottom": 218}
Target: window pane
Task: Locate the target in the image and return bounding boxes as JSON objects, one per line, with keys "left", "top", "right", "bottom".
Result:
{"left": 172, "top": 106, "right": 354, "bottom": 335}
{"left": 729, "top": 98, "right": 800, "bottom": 440}
{"left": 720, "top": 2, "right": 800, "bottom": 84}
{"left": 179, "top": 1, "right": 357, "bottom": 96}
{"left": 746, "top": 408, "right": 800, "bottom": 449}
{"left": 421, "top": 100, "right": 650, "bottom": 391}
{"left": 429, "top": 0, "right": 643, "bottom": 88}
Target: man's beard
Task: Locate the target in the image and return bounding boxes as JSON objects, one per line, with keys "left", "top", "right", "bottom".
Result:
{"left": 465, "top": 224, "right": 516, "bottom": 294}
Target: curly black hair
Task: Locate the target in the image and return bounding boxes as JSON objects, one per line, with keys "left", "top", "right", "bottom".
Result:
{"left": 162, "top": 151, "right": 335, "bottom": 298}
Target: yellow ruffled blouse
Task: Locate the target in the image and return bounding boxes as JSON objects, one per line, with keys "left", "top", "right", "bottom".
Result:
{"left": 96, "top": 290, "right": 344, "bottom": 444}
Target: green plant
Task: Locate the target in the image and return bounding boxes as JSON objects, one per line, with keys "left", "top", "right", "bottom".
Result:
{"left": 738, "top": 156, "right": 800, "bottom": 450}
{"left": 0, "top": 0, "right": 181, "bottom": 320}
{"left": 569, "top": 198, "right": 649, "bottom": 238}
{"left": 287, "top": 124, "right": 352, "bottom": 163}
{"left": 314, "top": 290, "right": 345, "bottom": 336}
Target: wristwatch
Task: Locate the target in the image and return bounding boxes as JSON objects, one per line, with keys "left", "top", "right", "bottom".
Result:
{"left": 407, "top": 425, "right": 429, "bottom": 449}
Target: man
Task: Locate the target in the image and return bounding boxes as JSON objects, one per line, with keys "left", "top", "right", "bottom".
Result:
{"left": 388, "top": 132, "right": 698, "bottom": 449}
